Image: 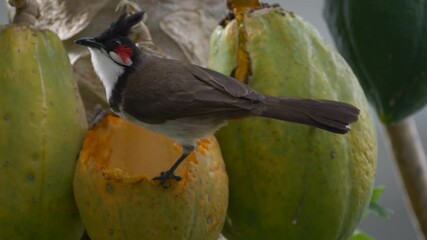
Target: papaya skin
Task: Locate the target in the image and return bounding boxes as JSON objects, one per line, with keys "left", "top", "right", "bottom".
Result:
{"left": 209, "top": 7, "right": 377, "bottom": 240}
{"left": 0, "top": 25, "right": 87, "bottom": 239}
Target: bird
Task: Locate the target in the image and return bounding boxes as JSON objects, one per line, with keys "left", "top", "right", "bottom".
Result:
{"left": 75, "top": 12, "right": 360, "bottom": 188}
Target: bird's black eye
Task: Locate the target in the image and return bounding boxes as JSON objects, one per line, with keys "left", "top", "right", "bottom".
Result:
{"left": 112, "top": 40, "right": 121, "bottom": 49}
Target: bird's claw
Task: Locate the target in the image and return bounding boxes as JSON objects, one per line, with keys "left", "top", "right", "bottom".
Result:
{"left": 153, "top": 171, "right": 182, "bottom": 188}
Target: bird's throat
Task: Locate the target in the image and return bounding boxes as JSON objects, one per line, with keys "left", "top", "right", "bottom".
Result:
{"left": 89, "top": 48, "right": 124, "bottom": 100}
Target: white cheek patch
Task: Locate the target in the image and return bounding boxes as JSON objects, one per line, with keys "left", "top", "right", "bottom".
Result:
{"left": 89, "top": 48, "right": 124, "bottom": 100}
{"left": 109, "top": 51, "right": 132, "bottom": 66}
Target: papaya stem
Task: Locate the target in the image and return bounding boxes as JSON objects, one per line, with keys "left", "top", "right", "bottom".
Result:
{"left": 8, "top": 0, "right": 26, "bottom": 8}
{"left": 226, "top": 0, "right": 261, "bottom": 11}
{"left": 8, "top": 0, "right": 39, "bottom": 24}
{"left": 385, "top": 117, "right": 427, "bottom": 239}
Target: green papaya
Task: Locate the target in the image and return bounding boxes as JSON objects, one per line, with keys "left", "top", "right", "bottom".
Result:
{"left": 209, "top": 6, "right": 377, "bottom": 240}
{"left": 324, "top": 0, "right": 427, "bottom": 123}
{"left": 0, "top": 25, "right": 87, "bottom": 239}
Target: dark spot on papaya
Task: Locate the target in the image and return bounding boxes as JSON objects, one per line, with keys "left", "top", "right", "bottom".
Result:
{"left": 207, "top": 216, "right": 213, "bottom": 224}
{"left": 4, "top": 115, "right": 10, "bottom": 121}
{"left": 27, "top": 174, "right": 35, "bottom": 181}
{"left": 2, "top": 161, "right": 10, "bottom": 167}
{"left": 106, "top": 183, "right": 114, "bottom": 192}
{"left": 330, "top": 151, "right": 336, "bottom": 159}
{"left": 276, "top": 11, "right": 286, "bottom": 16}
{"left": 108, "top": 229, "right": 114, "bottom": 236}
{"left": 32, "top": 197, "right": 37, "bottom": 204}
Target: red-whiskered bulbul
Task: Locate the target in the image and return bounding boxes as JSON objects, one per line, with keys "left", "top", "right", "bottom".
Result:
{"left": 75, "top": 12, "right": 360, "bottom": 188}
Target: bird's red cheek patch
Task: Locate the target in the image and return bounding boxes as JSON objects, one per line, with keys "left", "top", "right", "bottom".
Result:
{"left": 114, "top": 45, "right": 133, "bottom": 65}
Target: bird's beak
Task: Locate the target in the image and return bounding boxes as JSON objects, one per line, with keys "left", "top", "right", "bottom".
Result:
{"left": 74, "top": 37, "right": 105, "bottom": 49}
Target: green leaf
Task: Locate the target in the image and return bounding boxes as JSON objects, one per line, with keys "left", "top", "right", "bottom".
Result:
{"left": 369, "top": 202, "right": 392, "bottom": 219}
{"left": 367, "top": 186, "right": 393, "bottom": 219}
{"left": 370, "top": 186, "right": 385, "bottom": 202}
{"left": 350, "top": 230, "right": 374, "bottom": 240}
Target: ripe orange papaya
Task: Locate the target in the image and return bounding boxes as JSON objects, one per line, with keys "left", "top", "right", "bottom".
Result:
{"left": 73, "top": 114, "right": 228, "bottom": 240}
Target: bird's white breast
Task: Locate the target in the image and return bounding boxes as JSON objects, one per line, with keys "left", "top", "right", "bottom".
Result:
{"left": 121, "top": 111, "right": 226, "bottom": 146}
{"left": 89, "top": 48, "right": 124, "bottom": 100}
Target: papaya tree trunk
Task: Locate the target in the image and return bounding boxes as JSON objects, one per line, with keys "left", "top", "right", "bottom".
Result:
{"left": 386, "top": 118, "right": 427, "bottom": 239}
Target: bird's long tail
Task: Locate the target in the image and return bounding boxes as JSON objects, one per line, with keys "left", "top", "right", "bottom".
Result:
{"left": 254, "top": 96, "right": 360, "bottom": 134}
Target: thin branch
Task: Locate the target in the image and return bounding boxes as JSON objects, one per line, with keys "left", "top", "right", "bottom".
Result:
{"left": 386, "top": 117, "right": 427, "bottom": 239}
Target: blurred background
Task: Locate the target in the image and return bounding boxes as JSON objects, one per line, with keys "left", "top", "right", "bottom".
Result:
{"left": 0, "top": 0, "right": 425, "bottom": 239}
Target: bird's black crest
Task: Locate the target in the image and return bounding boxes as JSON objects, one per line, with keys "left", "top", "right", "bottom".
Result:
{"left": 96, "top": 12, "right": 145, "bottom": 41}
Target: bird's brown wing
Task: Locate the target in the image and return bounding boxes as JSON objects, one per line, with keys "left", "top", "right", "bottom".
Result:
{"left": 122, "top": 57, "right": 263, "bottom": 124}
{"left": 188, "top": 65, "right": 262, "bottom": 99}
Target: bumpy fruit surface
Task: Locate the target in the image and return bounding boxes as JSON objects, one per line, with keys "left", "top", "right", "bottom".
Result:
{"left": 0, "top": 25, "right": 87, "bottom": 239}
{"left": 74, "top": 114, "right": 228, "bottom": 240}
{"left": 209, "top": 6, "right": 377, "bottom": 240}
{"left": 324, "top": 0, "right": 427, "bottom": 123}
